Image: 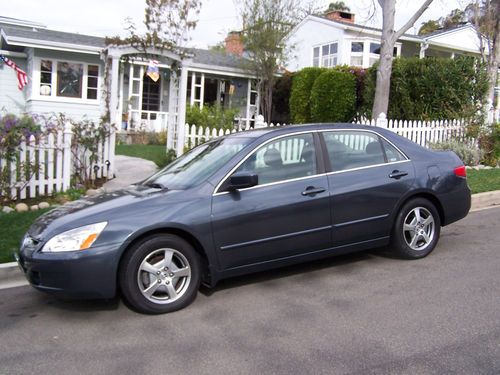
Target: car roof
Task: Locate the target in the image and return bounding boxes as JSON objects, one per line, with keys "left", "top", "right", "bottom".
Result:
{"left": 227, "top": 123, "right": 385, "bottom": 139}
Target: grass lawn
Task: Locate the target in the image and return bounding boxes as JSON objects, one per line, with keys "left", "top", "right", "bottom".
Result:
{"left": 467, "top": 168, "right": 500, "bottom": 194}
{"left": 0, "top": 209, "right": 50, "bottom": 263}
{"left": 115, "top": 144, "right": 174, "bottom": 168}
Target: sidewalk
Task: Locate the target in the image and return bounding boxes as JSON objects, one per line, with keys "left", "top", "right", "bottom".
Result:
{"left": 103, "top": 155, "right": 158, "bottom": 191}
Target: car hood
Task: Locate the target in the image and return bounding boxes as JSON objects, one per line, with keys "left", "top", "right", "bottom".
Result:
{"left": 28, "top": 185, "right": 187, "bottom": 239}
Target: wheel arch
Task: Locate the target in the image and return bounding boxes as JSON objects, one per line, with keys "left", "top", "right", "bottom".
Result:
{"left": 394, "top": 191, "right": 445, "bottom": 226}
{"left": 117, "top": 227, "right": 215, "bottom": 288}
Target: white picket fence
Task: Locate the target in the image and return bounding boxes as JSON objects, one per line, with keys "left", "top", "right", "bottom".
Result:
{"left": 356, "top": 114, "right": 468, "bottom": 148}
{"left": 181, "top": 114, "right": 468, "bottom": 150}
{"left": 0, "top": 122, "right": 115, "bottom": 201}
{"left": 183, "top": 119, "right": 288, "bottom": 149}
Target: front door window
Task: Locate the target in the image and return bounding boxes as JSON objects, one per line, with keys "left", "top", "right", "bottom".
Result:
{"left": 142, "top": 75, "right": 161, "bottom": 119}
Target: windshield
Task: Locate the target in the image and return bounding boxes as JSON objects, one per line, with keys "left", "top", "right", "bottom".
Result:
{"left": 142, "top": 137, "right": 253, "bottom": 190}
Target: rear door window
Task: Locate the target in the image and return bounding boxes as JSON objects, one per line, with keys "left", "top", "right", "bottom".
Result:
{"left": 323, "top": 131, "right": 385, "bottom": 172}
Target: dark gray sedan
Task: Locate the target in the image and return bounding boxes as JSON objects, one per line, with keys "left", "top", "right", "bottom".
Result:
{"left": 17, "top": 124, "right": 471, "bottom": 314}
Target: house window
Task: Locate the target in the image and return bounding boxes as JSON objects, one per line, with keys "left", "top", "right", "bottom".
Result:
{"left": 313, "top": 47, "right": 320, "bottom": 67}
{"left": 87, "top": 65, "right": 99, "bottom": 100}
{"left": 40, "top": 60, "right": 53, "bottom": 96}
{"left": 312, "top": 42, "right": 338, "bottom": 68}
{"left": 350, "top": 42, "right": 364, "bottom": 67}
{"left": 369, "top": 43, "right": 399, "bottom": 67}
{"left": 38, "top": 59, "right": 99, "bottom": 100}
{"left": 322, "top": 42, "right": 338, "bottom": 67}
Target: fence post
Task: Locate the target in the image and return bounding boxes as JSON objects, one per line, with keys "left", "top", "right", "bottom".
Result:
{"left": 375, "top": 113, "right": 388, "bottom": 128}
{"left": 62, "top": 122, "right": 72, "bottom": 191}
{"left": 255, "top": 114, "right": 266, "bottom": 129}
{"left": 108, "top": 125, "right": 116, "bottom": 178}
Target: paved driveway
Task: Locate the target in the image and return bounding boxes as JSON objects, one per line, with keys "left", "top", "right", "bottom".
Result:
{"left": 1, "top": 208, "right": 499, "bottom": 375}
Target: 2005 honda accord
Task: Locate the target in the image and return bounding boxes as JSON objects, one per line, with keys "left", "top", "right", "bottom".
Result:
{"left": 17, "top": 124, "right": 471, "bottom": 314}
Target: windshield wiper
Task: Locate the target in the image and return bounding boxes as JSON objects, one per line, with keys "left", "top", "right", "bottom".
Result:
{"left": 144, "top": 182, "right": 168, "bottom": 190}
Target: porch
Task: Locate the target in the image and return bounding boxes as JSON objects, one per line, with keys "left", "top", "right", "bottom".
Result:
{"left": 105, "top": 45, "right": 259, "bottom": 153}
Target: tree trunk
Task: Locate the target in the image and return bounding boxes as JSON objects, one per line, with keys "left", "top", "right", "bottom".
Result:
{"left": 486, "top": 3, "right": 500, "bottom": 112}
{"left": 372, "top": 0, "right": 396, "bottom": 119}
{"left": 372, "top": 0, "right": 434, "bottom": 119}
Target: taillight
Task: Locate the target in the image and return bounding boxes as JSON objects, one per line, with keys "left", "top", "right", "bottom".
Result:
{"left": 454, "top": 165, "right": 467, "bottom": 178}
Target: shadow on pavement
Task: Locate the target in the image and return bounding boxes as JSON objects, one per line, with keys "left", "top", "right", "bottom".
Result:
{"left": 200, "top": 249, "right": 383, "bottom": 296}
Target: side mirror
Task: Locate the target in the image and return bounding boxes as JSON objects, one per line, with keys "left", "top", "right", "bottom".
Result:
{"left": 228, "top": 172, "right": 258, "bottom": 190}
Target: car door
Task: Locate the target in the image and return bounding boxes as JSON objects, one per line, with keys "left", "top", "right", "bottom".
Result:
{"left": 321, "top": 130, "right": 415, "bottom": 247}
{"left": 211, "top": 132, "right": 331, "bottom": 270}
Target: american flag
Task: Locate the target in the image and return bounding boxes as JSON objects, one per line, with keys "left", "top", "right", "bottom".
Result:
{"left": 0, "top": 54, "right": 29, "bottom": 90}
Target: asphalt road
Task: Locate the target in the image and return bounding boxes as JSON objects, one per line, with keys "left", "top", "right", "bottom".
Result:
{"left": 1, "top": 208, "right": 499, "bottom": 375}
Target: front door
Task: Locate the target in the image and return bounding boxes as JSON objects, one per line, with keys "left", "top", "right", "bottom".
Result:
{"left": 211, "top": 132, "right": 331, "bottom": 270}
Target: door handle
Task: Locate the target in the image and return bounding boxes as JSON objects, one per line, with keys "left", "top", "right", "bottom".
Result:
{"left": 389, "top": 170, "right": 408, "bottom": 179}
{"left": 301, "top": 187, "right": 326, "bottom": 196}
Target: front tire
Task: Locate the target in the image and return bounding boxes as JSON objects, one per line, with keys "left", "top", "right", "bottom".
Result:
{"left": 119, "top": 234, "right": 201, "bottom": 314}
{"left": 391, "top": 198, "right": 441, "bottom": 259}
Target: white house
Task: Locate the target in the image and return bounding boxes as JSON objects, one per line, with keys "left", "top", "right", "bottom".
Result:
{"left": 285, "top": 10, "right": 489, "bottom": 71}
{"left": 0, "top": 16, "right": 260, "bottom": 154}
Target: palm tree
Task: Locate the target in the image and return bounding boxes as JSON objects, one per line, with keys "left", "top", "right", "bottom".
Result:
{"left": 327, "top": 1, "right": 351, "bottom": 12}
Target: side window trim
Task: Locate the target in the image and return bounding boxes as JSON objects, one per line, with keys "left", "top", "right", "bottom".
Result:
{"left": 215, "top": 131, "right": 322, "bottom": 195}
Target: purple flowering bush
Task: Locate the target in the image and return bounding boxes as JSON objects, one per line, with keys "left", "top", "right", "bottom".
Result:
{"left": 1, "top": 113, "right": 113, "bottom": 202}
{"left": 0, "top": 114, "right": 42, "bottom": 202}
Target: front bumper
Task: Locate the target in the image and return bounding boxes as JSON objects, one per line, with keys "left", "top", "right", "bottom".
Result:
{"left": 17, "top": 242, "right": 123, "bottom": 299}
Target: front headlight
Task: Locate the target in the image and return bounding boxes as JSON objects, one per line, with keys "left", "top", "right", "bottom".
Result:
{"left": 41, "top": 222, "right": 108, "bottom": 253}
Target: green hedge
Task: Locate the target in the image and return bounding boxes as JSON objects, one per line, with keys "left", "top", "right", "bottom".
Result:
{"left": 310, "top": 70, "right": 357, "bottom": 122}
{"left": 362, "top": 57, "right": 489, "bottom": 120}
{"left": 290, "top": 67, "right": 327, "bottom": 123}
{"left": 185, "top": 105, "right": 239, "bottom": 130}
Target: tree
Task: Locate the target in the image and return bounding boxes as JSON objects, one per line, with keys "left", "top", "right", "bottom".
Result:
{"left": 466, "top": 0, "right": 500, "bottom": 116}
{"left": 327, "top": 1, "right": 350, "bottom": 12}
{"left": 106, "top": 0, "right": 202, "bottom": 56}
{"left": 372, "top": 0, "right": 434, "bottom": 119}
{"left": 418, "top": 19, "right": 439, "bottom": 35}
{"left": 418, "top": 8, "right": 466, "bottom": 35}
{"left": 238, "top": 0, "right": 307, "bottom": 122}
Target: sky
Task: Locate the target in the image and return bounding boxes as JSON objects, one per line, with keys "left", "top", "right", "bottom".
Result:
{"left": 1, "top": 0, "right": 467, "bottom": 48}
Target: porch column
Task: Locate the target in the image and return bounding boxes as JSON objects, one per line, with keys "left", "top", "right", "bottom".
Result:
{"left": 176, "top": 66, "right": 189, "bottom": 156}
{"left": 109, "top": 55, "right": 121, "bottom": 126}
{"left": 419, "top": 42, "right": 429, "bottom": 59}
{"left": 167, "top": 69, "right": 179, "bottom": 151}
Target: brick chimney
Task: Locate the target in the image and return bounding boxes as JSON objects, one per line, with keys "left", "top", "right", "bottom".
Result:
{"left": 325, "top": 10, "right": 355, "bottom": 23}
{"left": 225, "top": 31, "right": 244, "bottom": 56}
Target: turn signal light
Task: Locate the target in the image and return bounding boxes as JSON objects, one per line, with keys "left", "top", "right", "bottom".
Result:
{"left": 454, "top": 165, "right": 467, "bottom": 178}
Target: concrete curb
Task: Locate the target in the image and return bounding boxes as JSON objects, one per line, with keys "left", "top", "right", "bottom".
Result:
{"left": 470, "top": 190, "right": 500, "bottom": 211}
{"left": 2, "top": 190, "right": 500, "bottom": 290}
{"left": 0, "top": 262, "right": 27, "bottom": 289}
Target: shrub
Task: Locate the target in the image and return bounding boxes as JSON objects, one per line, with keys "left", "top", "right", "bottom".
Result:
{"left": 363, "top": 57, "right": 489, "bottom": 121}
{"left": 310, "top": 70, "right": 357, "bottom": 123}
{"left": 147, "top": 131, "right": 168, "bottom": 145}
{"left": 272, "top": 72, "right": 293, "bottom": 124}
{"left": 429, "top": 139, "right": 483, "bottom": 166}
{"left": 0, "top": 114, "right": 42, "bottom": 202}
{"left": 289, "top": 67, "right": 326, "bottom": 123}
{"left": 478, "top": 122, "right": 500, "bottom": 166}
{"left": 185, "top": 105, "right": 239, "bottom": 130}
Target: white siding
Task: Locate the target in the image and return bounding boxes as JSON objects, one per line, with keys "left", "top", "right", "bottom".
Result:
{"left": 427, "top": 26, "right": 486, "bottom": 54}
{"left": 286, "top": 19, "right": 345, "bottom": 71}
{"left": 0, "top": 56, "right": 27, "bottom": 115}
{"left": 26, "top": 49, "right": 104, "bottom": 122}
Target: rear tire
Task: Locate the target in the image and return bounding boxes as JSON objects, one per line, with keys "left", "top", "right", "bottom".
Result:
{"left": 391, "top": 198, "right": 441, "bottom": 259}
{"left": 119, "top": 234, "right": 201, "bottom": 314}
